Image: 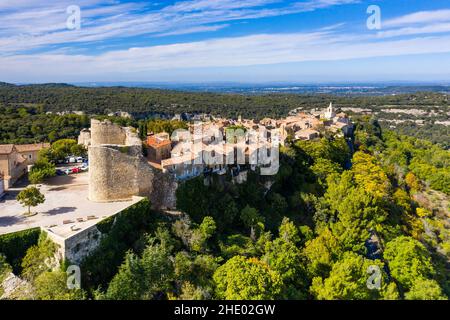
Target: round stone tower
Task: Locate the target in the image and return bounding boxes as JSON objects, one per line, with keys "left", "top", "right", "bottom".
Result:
{"left": 88, "top": 119, "right": 150, "bottom": 202}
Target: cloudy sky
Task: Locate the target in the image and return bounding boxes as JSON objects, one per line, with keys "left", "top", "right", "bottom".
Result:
{"left": 1, "top": 0, "right": 450, "bottom": 83}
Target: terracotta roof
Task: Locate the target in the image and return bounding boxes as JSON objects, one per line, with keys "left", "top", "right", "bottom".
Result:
{"left": 147, "top": 136, "right": 171, "bottom": 148}
{"left": 15, "top": 143, "right": 50, "bottom": 152}
{"left": 0, "top": 144, "right": 15, "bottom": 155}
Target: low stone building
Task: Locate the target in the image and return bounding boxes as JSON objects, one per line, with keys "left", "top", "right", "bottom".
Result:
{"left": 0, "top": 145, "right": 27, "bottom": 189}
{"left": 294, "top": 128, "right": 320, "bottom": 141}
{"left": 146, "top": 132, "right": 172, "bottom": 163}
{"left": 15, "top": 143, "right": 50, "bottom": 166}
{"left": 0, "top": 143, "right": 49, "bottom": 189}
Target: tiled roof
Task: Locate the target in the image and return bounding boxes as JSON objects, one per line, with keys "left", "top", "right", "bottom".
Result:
{"left": 147, "top": 136, "right": 171, "bottom": 148}
{"left": 0, "top": 144, "right": 15, "bottom": 155}
{"left": 15, "top": 143, "right": 50, "bottom": 152}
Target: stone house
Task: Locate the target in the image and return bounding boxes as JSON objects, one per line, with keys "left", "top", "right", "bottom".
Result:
{"left": 294, "top": 128, "right": 320, "bottom": 141}
{"left": 0, "top": 145, "right": 27, "bottom": 189}
{"left": 15, "top": 143, "right": 50, "bottom": 166}
{"left": 146, "top": 132, "right": 172, "bottom": 164}
{"left": 0, "top": 143, "right": 49, "bottom": 189}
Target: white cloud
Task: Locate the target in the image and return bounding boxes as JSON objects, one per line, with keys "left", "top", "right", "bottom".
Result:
{"left": 384, "top": 9, "right": 450, "bottom": 27}
{"left": 377, "top": 22, "right": 450, "bottom": 38}
{"left": 155, "top": 24, "right": 231, "bottom": 37}
{"left": 1, "top": 2, "right": 450, "bottom": 81}
{"left": 0, "top": 0, "right": 359, "bottom": 54}
{"left": 2, "top": 30, "right": 450, "bottom": 80}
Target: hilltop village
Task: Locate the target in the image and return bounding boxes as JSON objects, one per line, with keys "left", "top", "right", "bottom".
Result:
{"left": 0, "top": 103, "right": 353, "bottom": 285}
{"left": 78, "top": 103, "right": 353, "bottom": 181}
{"left": 1, "top": 99, "right": 449, "bottom": 301}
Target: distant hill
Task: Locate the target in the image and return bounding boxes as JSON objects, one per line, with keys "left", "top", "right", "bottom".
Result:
{"left": 0, "top": 81, "right": 448, "bottom": 119}
{"left": 0, "top": 82, "right": 15, "bottom": 87}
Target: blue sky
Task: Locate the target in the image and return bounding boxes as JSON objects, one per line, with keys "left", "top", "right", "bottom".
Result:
{"left": 1, "top": 0, "right": 450, "bottom": 83}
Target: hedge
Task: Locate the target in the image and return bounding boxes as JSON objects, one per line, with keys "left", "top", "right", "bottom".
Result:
{"left": 0, "top": 228, "right": 41, "bottom": 274}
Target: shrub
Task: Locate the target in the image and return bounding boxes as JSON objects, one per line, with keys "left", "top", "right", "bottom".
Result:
{"left": 0, "top": 228, "right": 41, "bottom": 274}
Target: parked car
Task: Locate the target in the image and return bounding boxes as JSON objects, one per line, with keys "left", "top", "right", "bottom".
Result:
{"left": 79, "top": 164, "right": 89, "bottom": 172}
{"left": 64, "top": 156, "right": 77, "bottom": 163}
{"left": 71, "top": 167, "right": 81, "bottom": 174}
{"left": 76, "top": 157, "right": 84, "bottom": 163}
{"left": 64, "top": 168, "right": 72, "bottom": 175}
{"left": 56, "top": 169, "right": 65, "bottom": 176}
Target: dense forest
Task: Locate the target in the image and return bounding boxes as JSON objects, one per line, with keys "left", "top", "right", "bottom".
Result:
{"left": 0, "top": 82, "right": 448, "bottom": 118}
{"left": 1, "top": 117, "right": 448, "bottom": 300}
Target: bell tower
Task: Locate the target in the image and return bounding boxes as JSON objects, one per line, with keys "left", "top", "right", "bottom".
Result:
{"left": 325, "top": 102, "right": 336, "bottom": 120}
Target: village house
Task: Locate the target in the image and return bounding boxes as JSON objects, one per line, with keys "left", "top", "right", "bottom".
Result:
{"left": 0, "top": 145, "right": 27, "bottom": 189}
{"left": 0, "top": 143, "right": 49, "bottom": 189}
{"left": 15, "top": 143, "right": 50, "bottom": 166}
{"left": 294, "top": 128, "right": 320, "bottom": 141}
{"left": 150, "top": 102, "right": 351, "bottom": 182}
{"left": 146, "top": 132, "right": 172, "bottom": 164}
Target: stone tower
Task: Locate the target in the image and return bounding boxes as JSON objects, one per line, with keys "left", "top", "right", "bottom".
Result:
{"left": 87, "top": 119, "right": 177, "bottom": 209}
{"left": 325, "top": 102, "right": 336, "bottom": 120}
{"left": 88, "top": 119, "right": 153, "bottom": 202}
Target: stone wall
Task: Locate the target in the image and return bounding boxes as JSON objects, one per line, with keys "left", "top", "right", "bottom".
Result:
{"left": 89, "top": 145, "right": 146, "bottom": 202}
{"left": 151, "top": 170, "right": 178, "bottom": 210}
{"left": 90, "top": 119, "right": 127, "bottom": 146}
{"left": 46, "top": 225, "right": 102, "bottom": 265}
{"left": 88, "top": 119, "right": 177, "bottom": 209}
{"left": 78, "top": 129, "right": 91, "bottom": 147}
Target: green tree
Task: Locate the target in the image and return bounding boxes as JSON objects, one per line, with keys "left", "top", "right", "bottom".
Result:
{"left": 191, "top": 217, "right": 216, "bottom": 253}
{"left": 173, "top": 253, "right": 219, "bottom": 299}
{"left": 0, "top": 254, "right": 12, "bottom": 290}
{"left": 311, "top": 158, "right": 342, "bottom": 187}
{"left": 34, "top": 270, "right": 85, "bottom": 300}
{"left": 351, "top": 151, "right": 390, "bottom": 199}
{"left": 213, "top": 256, "right": 282, "bottom": 300}
{"left": 384, "top": 236, "right": 436, "bottom": 290}
{"left": 404, "top": 278, "right": 447, "bottom": 300}
{"left": 29, "top": 157, "right": 56, "bottom": 184}
{"left": 240, "top": 206, "right": 263, "bottom": 240}
{"left": 49, "top": 139, "right": 86, "bottom": 161}
{"left": 105, "top": 251, "right": 146, "bottom": 300}
{"left": 303, "top": 228, "right": 343, "bottom": 278}
{"left": 105, "top": 237, "right": 174, "bottom": 300}
{"left": 331, "top": 187, "right": 387, "bottom": 253}
{"left": 21, "top": 233, "right": 57, "bottom": 281}
{"left": 310, "top": 252, "right": 393, "bottom": 300}
{"left": 16, "top": 186, "right": 45, "bottom": 216}
{"left": 263, "top": 219, "right": 308, "bottom": 299}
